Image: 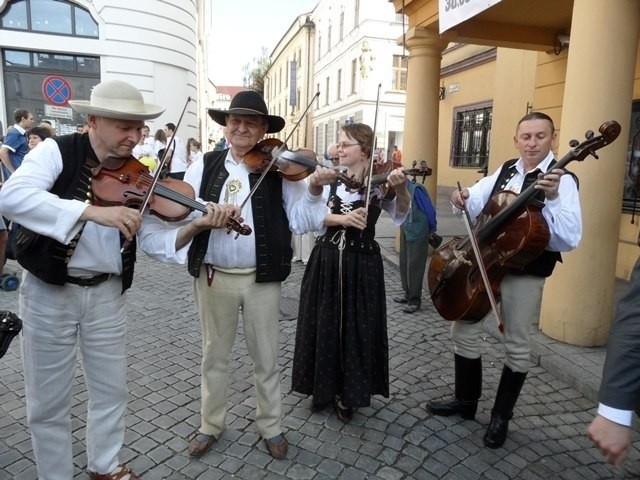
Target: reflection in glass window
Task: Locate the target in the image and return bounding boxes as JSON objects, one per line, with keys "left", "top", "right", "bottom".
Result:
{"left": 75, "top": 8, "right": 98, "bottom": 37}
{"left": 4, "top": 49, "right": 100, "bottom": 75}
{"left": 0, "top": 0, "right": 98, "bottom": 38}
{"left": 0, "top": 0, "right": 27, "bottom": 29}
{"left": 77, "top": 57, "right": 100, "bottom": 74}
{"left": 4, "top": 50, "right": 30, "bottom": 67}
{"left": 33, "top": 53, "right": 75, "bottom": 71}
{"left": 31, "top": 0, "right": 72, "bottom": 34}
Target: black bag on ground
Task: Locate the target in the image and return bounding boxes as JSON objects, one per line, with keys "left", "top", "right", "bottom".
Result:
{"left": 0, "top": 311, "right": 22, "bottom": 358}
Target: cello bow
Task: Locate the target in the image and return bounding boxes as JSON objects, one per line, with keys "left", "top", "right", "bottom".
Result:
{"left": 456, "top": 182, "right": 505, "bottom": 333}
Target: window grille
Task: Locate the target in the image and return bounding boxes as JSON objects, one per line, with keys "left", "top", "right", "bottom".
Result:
{"left": 451, "top": 105, "right": 492, "bottom": 168}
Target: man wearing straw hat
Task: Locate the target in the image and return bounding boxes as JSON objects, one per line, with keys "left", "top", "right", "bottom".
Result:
{"left": 0, "top": 79, "right": 234, "bottom": 480}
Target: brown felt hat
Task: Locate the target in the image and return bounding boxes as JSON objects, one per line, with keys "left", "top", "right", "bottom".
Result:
{"left": 207, "top": 90, "right": 285, "bottom": 133}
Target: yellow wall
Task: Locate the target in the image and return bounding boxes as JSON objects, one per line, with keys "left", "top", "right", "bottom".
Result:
{"left": 489, "top": 49, "right": 538, "bottom": 170}
{"left": 530, "top": 47, "right": 640, "bottom": 281}
{"left": 436, "top": 48, "right": 539, "bottom": 188}
{"left": 436, "top": 42, "right": 640, "bottom": 280}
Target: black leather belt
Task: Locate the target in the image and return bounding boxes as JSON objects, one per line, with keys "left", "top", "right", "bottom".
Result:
{"left": 66, "top": 273, "right": 112, "bottom": 287}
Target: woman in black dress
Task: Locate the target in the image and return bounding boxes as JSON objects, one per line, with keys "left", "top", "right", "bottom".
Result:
{"left": 292, "top": 123, "right": 410, "bottom": 423}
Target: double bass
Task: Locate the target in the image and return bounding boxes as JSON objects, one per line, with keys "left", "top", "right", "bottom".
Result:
{"left": 427, "top": 120, "right": 621, "bottom": 322}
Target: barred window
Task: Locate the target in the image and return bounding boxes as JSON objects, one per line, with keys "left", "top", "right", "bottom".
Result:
{"left": 451, "top": 104, "right": 492, "bottom": 168}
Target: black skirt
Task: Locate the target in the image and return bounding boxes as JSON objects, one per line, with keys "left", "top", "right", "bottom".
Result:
{"left": 292, "top": 202, "right": 389, "bottom": 408}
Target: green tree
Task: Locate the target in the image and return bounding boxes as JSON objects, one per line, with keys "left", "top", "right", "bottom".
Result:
{"left": 242, "top": 47, "right": 270, "bottom": 94}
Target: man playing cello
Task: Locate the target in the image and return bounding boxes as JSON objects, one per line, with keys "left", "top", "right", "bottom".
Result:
{"left": 427, "top": 112, "right": 582, "bottom": 449}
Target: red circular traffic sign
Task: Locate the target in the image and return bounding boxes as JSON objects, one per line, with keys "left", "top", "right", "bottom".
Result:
{"left": 42, "top": 75, "right": 72, "bottom": 106}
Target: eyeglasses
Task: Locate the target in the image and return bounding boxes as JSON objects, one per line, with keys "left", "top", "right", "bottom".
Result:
{"left": 336, "top": 142, "right": 360, "bottom": 149}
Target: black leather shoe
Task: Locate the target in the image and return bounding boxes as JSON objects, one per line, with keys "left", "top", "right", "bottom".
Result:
{"left": 483, "top": 414, "right": 510, "bottom": 448}
{"left": 393, "top": 296, "right": 408, "bottom": 304}
{"left": 427, "top": 398, "right": 477, "bottom": 420}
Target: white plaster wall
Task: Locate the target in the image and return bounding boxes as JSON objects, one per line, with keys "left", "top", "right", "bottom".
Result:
{"left": 0, "top": 0, "right": 199, "bottom": 138}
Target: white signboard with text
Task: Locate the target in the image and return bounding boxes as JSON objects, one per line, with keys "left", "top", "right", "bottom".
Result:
{"left": 439, "top": 0, "right": 503, "bottom": 33}
{"left": 44, "top": 104, "right": 74, "bottom": 120}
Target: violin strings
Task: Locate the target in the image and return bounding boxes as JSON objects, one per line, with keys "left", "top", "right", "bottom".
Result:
{"left": 131, "top": 172, "right": 205, "bottom": 213}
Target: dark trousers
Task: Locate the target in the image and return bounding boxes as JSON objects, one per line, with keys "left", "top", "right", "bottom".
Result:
{"left": 168, "top": 171, "right": 185, "bottom": 180}
{"left": 398, "top": 228, "right": 429, "bottom": 307}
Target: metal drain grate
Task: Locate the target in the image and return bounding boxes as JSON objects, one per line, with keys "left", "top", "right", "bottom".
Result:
{"left": 279, "top": 296, "right": 298, "bottom": 321}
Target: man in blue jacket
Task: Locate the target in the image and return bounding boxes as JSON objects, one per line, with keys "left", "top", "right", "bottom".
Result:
{"left": 393, "top": 179, "right": 438, "bottom": 313}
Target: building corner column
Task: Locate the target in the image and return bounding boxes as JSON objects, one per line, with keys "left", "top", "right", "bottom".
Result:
{"left": 539, "top": 0, "right": 640, "bottom": 345}
{"left": 402, "top": 27, "right": 448, "bottom": 201}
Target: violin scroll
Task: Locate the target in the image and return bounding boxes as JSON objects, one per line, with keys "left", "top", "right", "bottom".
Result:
{"left": 600, "top": 120, "right": 622, "bottom": 144}
{"left": 226, "top": 216, "right": 252, "bottom": 237}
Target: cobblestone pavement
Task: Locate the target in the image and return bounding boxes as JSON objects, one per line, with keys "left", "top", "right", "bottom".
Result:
{"left": 1, "top": 225, "right": 639, "bottom": 479}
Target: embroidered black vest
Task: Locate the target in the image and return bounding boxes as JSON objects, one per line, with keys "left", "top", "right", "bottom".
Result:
{"left": 490, "top": 158, "right": 572, "bottom": 278}
{"left": 187, "top": 149, "right": 293, "bottom": 282}
{"left": 14, "top": 134, "right": 136, "bottom": 292}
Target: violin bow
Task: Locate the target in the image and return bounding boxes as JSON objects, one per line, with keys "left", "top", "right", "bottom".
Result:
{"left": 456, "top": 182, "right": 505, "bottom": 333}
{"left": 238, "top": 91, "right": 320, "bottom": 211}
{"left": 120, "top": 96, "right": 192, "bottom": 253}
{"left": 364, "top": 83, "right": 382, "bottom": 212}
{"left": 140, "top": 96, "right": 193, "bottom": 214}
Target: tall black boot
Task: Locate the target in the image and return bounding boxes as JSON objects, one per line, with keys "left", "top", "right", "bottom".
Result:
{"left": 427, "top": 354, "right": 482, "bottom": 420}
{"left": 483, "top": 365, "right": 527, "bottom": 449}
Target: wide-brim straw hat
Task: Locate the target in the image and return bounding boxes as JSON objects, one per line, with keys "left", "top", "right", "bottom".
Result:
{"left": 207, "top": 90, "right": 285, "bottom": 133}
{"left": 68, "top": 80, "right": 165, "bottom": 120}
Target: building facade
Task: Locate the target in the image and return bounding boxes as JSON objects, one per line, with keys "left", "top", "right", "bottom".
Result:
{"left": 265, "top": 0, "right": 408, "bottom": 163}
{"left": 390, "top": 0, "right": 640, "bottom": 347}
{"left": 0, "top": 0, "right": 200, "bottom": 141}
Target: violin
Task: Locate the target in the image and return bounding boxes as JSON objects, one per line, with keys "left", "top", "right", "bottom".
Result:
{"left": 339, "top": 161, "right": 433, "bottom": 193}
{"left": 427, "top": 120, "right": 621, "bottom": 322}
{"left": 371, "top": 161, "right": 432, "bottom": 187}
{"left": 243, "top": 138, "right": 318, "bottom": 181}
{"left": 91, "top": 156, "right": 252, "bottom": 236}
{"left": 242, "top": 138, "right": 352, "bottom": 183}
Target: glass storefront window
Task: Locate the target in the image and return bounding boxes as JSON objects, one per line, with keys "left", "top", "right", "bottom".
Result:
{"left": 3, "top": 49, "right": 100, "bottom": 136}
{"left": 77, "top": 57, "right": 100, "bottom": 74}
{"left": 0, "top": 1, "right": 27, "bottom": 30}
{"left": 75, "top": 8, "right": 98, "bottom": 38}
{"left": 0, "top": 0, "right": 98, "bottom": 38}
{"left": 33, "top": 53, "right": 75, "bottom": 71}
{"left": 4, "top": 50, "right": 30, "bottom": 67}
{"left": 31, "top": 0, "right": 73, "bottom": 35}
